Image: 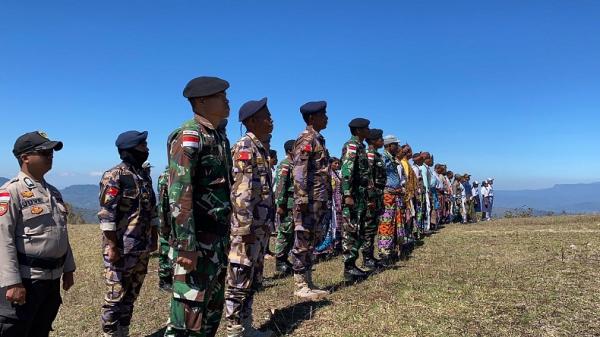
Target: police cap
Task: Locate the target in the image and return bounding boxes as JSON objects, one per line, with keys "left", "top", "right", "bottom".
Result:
{"left": 183, "top": 76, "right": 230, "bottom": 98}
{"left": 239, "top": 97, "right": 268, "bottom": 122}
{"left": 13, "top": 131, "right": 63, "bottom": 157}
{"left": 115, "top": 130, "right": 148, "bottom": 150}
{"left": 300, "top": 101, "right": 327, "bottom": 115}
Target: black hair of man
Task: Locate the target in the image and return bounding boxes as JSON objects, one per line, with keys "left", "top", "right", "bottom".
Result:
{"left": 269, "top": 149, "right": 277, "bottom": 158}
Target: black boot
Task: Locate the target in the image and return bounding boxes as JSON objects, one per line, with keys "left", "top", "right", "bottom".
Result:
{"left": 275, "top": 258, "right": 293, "bottom": 275}
{"left": 159, "top": 276, "right": 173, "bottom": 291}
{"left": 378, "top": 255, "right": 394, "bottom": 267}
{"left": 363, "top": 254, "right": 385, "bottom": 271}
{"left": 344, "top": 262, "right": 369, "bottom": 283}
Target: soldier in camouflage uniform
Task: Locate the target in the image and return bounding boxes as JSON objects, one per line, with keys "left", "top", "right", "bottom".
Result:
{"left": 225, "top": 98, "right": 275, "bottom": 337}
{"left": 157, "top": 168, "right": 173, "bottom": 291}
{"left": 340, "top": 118, "right": 371, "bottom": 282}
{"left": 273, "top": 139, "right": 296, "bottom": 275}
{"left": 98, "top": 130, "right": 158, "bottom": 337}
{"left": 291, "top": 101, "right": 330, "bottom": 300}
{"left": 363, "top": 128, "right": 386, "bottom": 271}
{"left": 164, "top": 76, "right": 233, "bottom": 337}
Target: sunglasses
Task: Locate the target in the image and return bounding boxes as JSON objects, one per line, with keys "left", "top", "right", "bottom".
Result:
{"left": 28, "top": 149, "right": 54, "bottom": 157}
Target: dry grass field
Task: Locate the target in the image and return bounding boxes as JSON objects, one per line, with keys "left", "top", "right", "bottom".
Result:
{"left": 52, "top": 215, "right": 600, "bottom": 337}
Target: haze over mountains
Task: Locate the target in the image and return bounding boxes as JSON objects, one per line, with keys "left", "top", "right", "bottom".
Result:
{"left": 1, "top": 177, "right": 598, "bottom": 222}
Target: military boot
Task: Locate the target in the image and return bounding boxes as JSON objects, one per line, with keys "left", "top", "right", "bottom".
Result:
{"left": 159, "top": 276, "right": 173, "bottom": 291}
{"left": 378, "top": 255, "right": 394, "bottom": 268}
{"left": 343, "top": 262, "right": 368, "bottom": 283}
{"left": 363, "top": 253, "right": 385, "bottom": 271}
{"left": 306, "top": 270, "right": 329, "bottom": 296}
{"left": 241, "top": 316, "right": 274, "bottom": 337}
{"left": 120, "top": 325, "right": 130, "bottom": 337}
{"left": 275, "top": 258, "right": 293, "bottom": 275}
{"left": 293, "top": 273, "right": 328, "bottom": 300}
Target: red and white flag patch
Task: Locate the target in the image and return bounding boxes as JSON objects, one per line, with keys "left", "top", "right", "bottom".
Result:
{"left": 347, "top": 144, "right": 357, "bottom": 155}
{"left": 367, "top": 153, "right": 375, "bottom": 160}
{"left": 0, "top": 192, "right": 10, "bottom": 203}
{"left": 182, "top": 130, "right": 200, "bottom": 148}
{"left": 281, "top": 164, "right": 289, "bottom": 175}
{"left": 303, "top": 144, "right": 312, "bottom": 153}
{"left": 106, "top": 187, "right": 119, "bottom": 197}
{"left": 237, "top": 150, "right": 252, "bottom": 161}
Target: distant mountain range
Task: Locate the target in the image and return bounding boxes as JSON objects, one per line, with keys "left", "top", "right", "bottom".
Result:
{"left": 2, "top": 176, "right": 599, "bottom": 220}
{"left": 494, "top": 182, "right": 600, "bottom": 214}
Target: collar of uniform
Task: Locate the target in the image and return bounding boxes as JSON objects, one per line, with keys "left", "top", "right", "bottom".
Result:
{"left": 246, "top": 132, "right": 266, "bottom": 151}
{"left": 306, "top": 125, "right": 321, "bottom": 137}
{"left": 195, "top": 115, "right": 217, "bottom": 130}
{"left": 18, "top": 171, "right": 43, "bottom": 189}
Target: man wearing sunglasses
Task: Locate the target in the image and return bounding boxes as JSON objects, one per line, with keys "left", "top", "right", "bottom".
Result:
{"left": 0, "top": 131, "right": 76, "bottom": 337}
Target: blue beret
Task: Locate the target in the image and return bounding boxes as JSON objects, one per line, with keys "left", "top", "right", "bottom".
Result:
{"left": 115, "top": 130, "right": 148, "bottom": 150}
{"left": 239, "top": 97, "right": 268, "bottom": 122}
{"left": 183, "top": 76, "right": 229, "bottom": 98}
{"left": 367, "top": 128, "right": 383, "bottom": 140}
{"left": 300, "top": 101, "right": 327, "bottom": 115}
{"left": 348, "top": 118, "right": 370, "bottom": 128}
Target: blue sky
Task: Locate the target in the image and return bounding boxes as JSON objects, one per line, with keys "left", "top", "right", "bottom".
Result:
{"left": 1, "top": 1, "right": 599, "bottom": 190}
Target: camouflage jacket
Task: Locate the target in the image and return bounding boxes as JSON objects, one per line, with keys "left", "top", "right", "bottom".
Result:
{"left": 273, "top": 156, "right": 294, "bottom": 209}
{"left": 98, "top": 161, "right": 158, "bottom": 254}
{"left": 230, "top": 132, "right": 274, "bottom": 236}
{"left": 168, "top": 116, "right": 233, "bottom": 252}
{"left": 157, "top": 169, "right": 171, "bottom": 239}
{"left": 367, "top": 147, "right": 387, "bottom": 201}
{"left": 292, "top": 125, "right": 331, "bottom": 204}
{"left": 341, "top": 136, "right": 370, "bottom": 202}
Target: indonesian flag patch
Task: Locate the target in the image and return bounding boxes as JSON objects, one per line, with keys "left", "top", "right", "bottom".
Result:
{"left": 303, "top": 144, "right": 312, "bottom": 153}
{"left": 237, "top": 150, "right": 251, "bottom": 161}
{"left": 367, "top": 153, "right": 375, "bottom": 160}
{"left": 103, "top": 186, "right": 119, "bottom": 204}
{"left": 0, "top": 191, "right": 10, "bottom": 203}
{"left": 182, "top": 130, "right": 200, "bottom": 148}
{"left": 347, "top": 144, "right": 357, "bottom": 155}
{"left": 281, "top": 164, "right": 289, "bottom": 175}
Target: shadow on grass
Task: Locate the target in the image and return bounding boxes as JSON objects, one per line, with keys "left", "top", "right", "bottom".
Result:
{"left": 145, "top": 327, "right": 166, "bottom": 337}
{"left": 262, "top": 299, "right": 333, "bottom": 336}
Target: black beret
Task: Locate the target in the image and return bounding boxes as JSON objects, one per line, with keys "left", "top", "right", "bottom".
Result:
{"left": 300, "top": 101, "right": 327, "bottom": 115}
{"left": 367, "top": 128, "right": 383, "bottom": 140}
{"left": 13, "top": 131, "right": 63, "bottom": 157}
{"left": 115, "top": 130, "right": 148, "bottom": 150}
{"left": 183, "top": 76, "right": 229, "bottom": 98}
{"left": 348, "top": 118, "right": 370, "bottom": 128}
{"left": 284, "top": 139, "right": 295, "bottom": 152}
{"left": 239, "top": 97, "right": 268, "bottom": 122}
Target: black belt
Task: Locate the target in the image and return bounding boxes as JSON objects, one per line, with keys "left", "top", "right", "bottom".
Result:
{"left": 17, "top": 252, "right": 67, "bottom": 270}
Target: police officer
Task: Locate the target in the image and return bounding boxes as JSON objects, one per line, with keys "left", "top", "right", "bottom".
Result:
{"left": 273, "top": 139, "right": 296, "bottom": 275}
{"left": 340, "top": 118, "right": 371, "bottom": 282}
{"left": 98, "top": 130, "right": 158, "bottom": 337}
{"left": 291, "top": 101, "right": 331, "bottom": 300}
{"left": 165, "top": 76, "right": 233, "bottom": 337}
{"left": 225, "top": 97, "right": 275, "bottom": 337}
{"left": 0, "top": 131, "right": 76, "bottom": 336}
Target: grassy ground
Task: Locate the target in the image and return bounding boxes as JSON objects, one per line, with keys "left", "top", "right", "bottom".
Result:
{"left": 52, "top": 215, "right": 600, "bottom": 337}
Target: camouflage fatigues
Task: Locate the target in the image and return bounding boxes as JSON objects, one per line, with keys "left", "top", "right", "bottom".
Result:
{"left": 98, "top": 161, "right": 158, "bottom": 334}
{"left": 165, "top": 116, "right": 232, "bottom": 337}
{"left": 157, "top": 169, "right": 173, "bottom": 280}
{"left": 273, "top": 156, "right": 294, "bottom": 260}
{"left": 341, "top": 136, "right": 370, "bottom": 265}
{"left": 224, "top": 132, "right": 274, "bottom": 326}
{"left": 291, "top": 126, "right": 330, "bottom": 273}
{"left": 364, "top": 148, "right": 386, "bottom": 258}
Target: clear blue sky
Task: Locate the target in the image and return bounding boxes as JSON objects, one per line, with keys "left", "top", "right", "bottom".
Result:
{"left": 1, "top": 1, "right": 599, "bottom": 190}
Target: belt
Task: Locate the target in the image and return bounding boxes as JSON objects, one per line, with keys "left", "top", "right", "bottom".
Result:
{"left": 17, "top": 252, "right": 67, "bottom": 270}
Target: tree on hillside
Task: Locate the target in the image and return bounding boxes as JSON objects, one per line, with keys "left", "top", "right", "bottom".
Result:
{"left": 65, "top": 202, "right": 87, "bottom": 224}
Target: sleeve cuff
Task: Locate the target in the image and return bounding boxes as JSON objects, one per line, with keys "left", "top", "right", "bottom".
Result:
{"left": 0, "top": 274, "right": 22, "bottom": 288}
{"left": 100, "top": 222, "right": 116, "bottom": 231}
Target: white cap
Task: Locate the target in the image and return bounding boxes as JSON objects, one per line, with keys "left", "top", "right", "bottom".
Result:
{"left": 383, "top": 135, "right": 399, "bottom": 145}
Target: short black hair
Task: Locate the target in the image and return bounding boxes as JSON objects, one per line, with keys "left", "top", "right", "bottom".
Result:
{"left": 269, "top": 149, "right": 277, "bottom": 158}
{"left": 302, "top": 114, "right": 311, "bottom": 124}
{"left": 350, "top": 127, "right": 359, "bottom": 136}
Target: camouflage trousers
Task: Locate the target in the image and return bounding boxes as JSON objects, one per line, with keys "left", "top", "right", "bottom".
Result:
{"left": 362, "top": 196, "right": 383, "bottom": 258}
{"left": 292, "top": 201, "right": 326, "bottom": 273}
{"left": 274, "top": 209, "right": 294, "bottom": 260}
{"left": 164, "top": 234, "right": 229, "bottom": 337}
{"left": 101, "top": 251, "right": 150, "bottom": 333}
{"left": 225, "top": 228, "right": 269, "bottom": 326}
{"left": 159, "top": 235, "right": 173, "bottom": 279}
{"left": 342, "top": 203, "right": 367, "bottom": 265}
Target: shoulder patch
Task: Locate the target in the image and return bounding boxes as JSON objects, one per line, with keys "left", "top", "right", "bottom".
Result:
{"left": 237, "top": 150, "right": 252, "bottom": 161}
{"left": 182, "top": 130, "right": 200, "bottom": 148}
{"left": 23, "top": 177, "right": 35, "bottom": 188}
{"left": 347, "top": 143, "right": 357, "bottom": 155}
{"left": 303, "top": 144, "right": 312, "bottom": 153}
{"left": 0, "top": 191, "right": 10, "bottom": 203}
{"left": 0, "top": 203, "right": 7, "bottom": 216}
